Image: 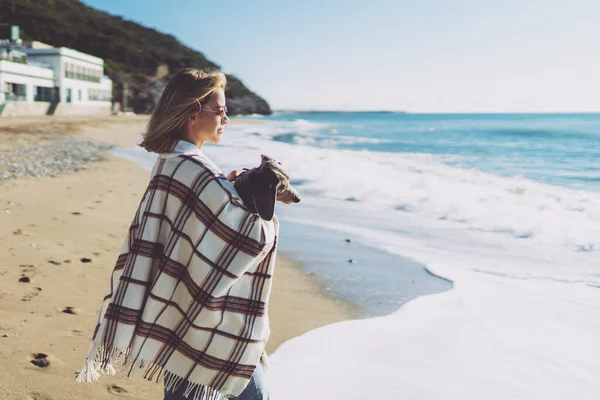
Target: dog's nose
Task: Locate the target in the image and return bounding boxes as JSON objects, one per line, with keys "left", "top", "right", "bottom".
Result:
{"left": 293, "top": 196, "right": 301, "bottom": 203}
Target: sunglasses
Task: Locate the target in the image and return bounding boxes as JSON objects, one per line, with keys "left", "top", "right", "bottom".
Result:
{"left": 202, "top": 106, "right": 228, "bottom": 119}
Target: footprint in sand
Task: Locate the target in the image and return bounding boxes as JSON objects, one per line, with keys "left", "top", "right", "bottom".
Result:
{"left": 61, "top": 306, "right": 80, "bottom": 315}
{"left": 22, "top": 290, "right": 40, "bottom": 302}
{"left": 26, "top": 393, "right": 53, "bottom": 400}
{"left": 20, "top": 264, "right": 36, "bottom": 273}
{"left": 107, "top": 384, "right": 129, "bottom": 395}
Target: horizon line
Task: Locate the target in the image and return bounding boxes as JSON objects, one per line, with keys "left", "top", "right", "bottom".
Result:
{"left": 272, "top": 109, "right": 600, "bottom": 115}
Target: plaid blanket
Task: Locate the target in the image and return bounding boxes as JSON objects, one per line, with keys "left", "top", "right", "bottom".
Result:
{"left": 76, "top": 140, "right": 278, "bottom": 400}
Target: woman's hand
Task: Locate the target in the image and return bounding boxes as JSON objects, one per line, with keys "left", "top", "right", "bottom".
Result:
{"left": 226, "top": 170, "right": 241, "bottom": 181}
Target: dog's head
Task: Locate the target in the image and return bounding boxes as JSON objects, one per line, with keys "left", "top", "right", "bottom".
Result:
{"left": 230, "top": 155, "right": 300, "bottom": 221}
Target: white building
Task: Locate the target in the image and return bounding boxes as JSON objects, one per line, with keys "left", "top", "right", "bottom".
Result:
{"left": 0, "top": 49, "right": 55, "bottom": 102}
{"left": 0, "top": 32, "right": 113, "bottom": 117}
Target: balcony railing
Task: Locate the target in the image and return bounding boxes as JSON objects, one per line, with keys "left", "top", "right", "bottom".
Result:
{"left": 65, "top": 70, "right": 101, "bottom": 83}
{"left": 27, "top": 60, "right": 53, "bottom": 70}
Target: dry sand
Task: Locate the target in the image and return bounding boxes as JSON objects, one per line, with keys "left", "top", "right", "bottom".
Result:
{"left": 0, "top": 116, "right": 356, "bottom": 399}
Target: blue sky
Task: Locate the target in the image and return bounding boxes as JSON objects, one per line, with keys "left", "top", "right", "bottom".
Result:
{"left": 82, "top": 0, "right": 600, "bottom": 112}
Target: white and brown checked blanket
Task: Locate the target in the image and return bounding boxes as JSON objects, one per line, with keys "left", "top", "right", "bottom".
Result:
{"left": 76, "top": 140, "right": 278, "bottom": 400}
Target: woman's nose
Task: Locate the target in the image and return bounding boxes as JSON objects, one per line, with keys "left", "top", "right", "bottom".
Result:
{"left": 223, "top": 114, "right": 230, "bottom": 124}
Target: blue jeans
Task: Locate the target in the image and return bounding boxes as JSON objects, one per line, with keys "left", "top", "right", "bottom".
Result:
{"left": 163, "top": 364, "right": 269, "bottom": 400}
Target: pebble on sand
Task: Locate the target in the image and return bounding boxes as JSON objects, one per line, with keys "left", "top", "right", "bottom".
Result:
{"left": 0, "top": 138, "right": 112, "bottom": 182}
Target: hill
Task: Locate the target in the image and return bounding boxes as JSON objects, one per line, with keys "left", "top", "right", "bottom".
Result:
{"left": 0, "top": 0, "right": 272, "bottom": 115}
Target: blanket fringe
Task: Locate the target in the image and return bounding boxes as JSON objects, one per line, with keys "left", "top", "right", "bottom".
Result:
{"left": 75, "top": 344, "right": 234, "bottom": 400}
{"left": 75, "top": 359, "right": 100, "bottom": 383}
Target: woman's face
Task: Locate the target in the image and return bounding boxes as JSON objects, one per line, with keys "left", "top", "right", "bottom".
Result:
{"left": 188, "top": 88, "right": 229, "bottom": 147}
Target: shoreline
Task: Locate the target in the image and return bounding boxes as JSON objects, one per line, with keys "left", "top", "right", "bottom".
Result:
{"left": 0, "top": 115, "right": 356, "bottom": 399}
{"left": 275, "top": 218, "right": 452, "bottom": 318}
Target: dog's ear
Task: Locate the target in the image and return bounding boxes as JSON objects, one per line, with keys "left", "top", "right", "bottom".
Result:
{"left": 252, "top": 181, "right": 277, "bottom": 221}
{"left": 260, "top": 154, "right": 278, "bottom": 164}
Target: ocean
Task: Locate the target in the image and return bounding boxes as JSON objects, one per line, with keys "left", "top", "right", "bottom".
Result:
{"left": 112, "top": 112, "right": 600, "bottom": 399}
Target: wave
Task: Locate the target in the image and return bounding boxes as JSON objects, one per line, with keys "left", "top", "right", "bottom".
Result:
{"left": 483, "top": 128, "right": 597, "bottom": 139}
{"left": 271, "top": 131, "right": 392, "bottom": 147}
{"left": 218, "top": 122, "right": 600, "bottom": 254}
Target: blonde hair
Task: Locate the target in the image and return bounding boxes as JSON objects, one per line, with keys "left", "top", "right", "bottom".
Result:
{"left": 140, "top": 68, "right": 227, "bottom": 154}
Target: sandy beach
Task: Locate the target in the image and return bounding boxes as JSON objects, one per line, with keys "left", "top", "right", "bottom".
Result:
{"left": 0, "top": 116, "right": 356, "bottom": 400}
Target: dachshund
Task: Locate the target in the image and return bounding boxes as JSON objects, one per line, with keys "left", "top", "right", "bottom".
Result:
{"left": 227, "top": 155, "right": 301, "bottom": 221}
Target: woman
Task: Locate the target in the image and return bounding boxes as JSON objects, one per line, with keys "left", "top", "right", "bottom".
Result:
{"left": 76, "top": 68, "right": 276, "bottom": 400}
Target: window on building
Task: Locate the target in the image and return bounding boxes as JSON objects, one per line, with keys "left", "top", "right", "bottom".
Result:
{"left": 34, "top": 86, "right": 54, "bottom": 102}
{"left": 88, "top": 89, "right": 112, "bottom": 102}
{"left": 66, "top": 88, "right": 72, "bottom": 103}
{"left": 4, "top": 82, "right": 26, "bottom": 101}
{"left": 63, "top": 62, "right": 102, "bottom": 82}
{"left": 65, "top": 63, "right": 73, "bottom": 79}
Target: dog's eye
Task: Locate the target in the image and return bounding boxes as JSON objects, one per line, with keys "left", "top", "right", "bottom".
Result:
{"left": 276, "top": 185, "right": 287, "bottom": 194}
